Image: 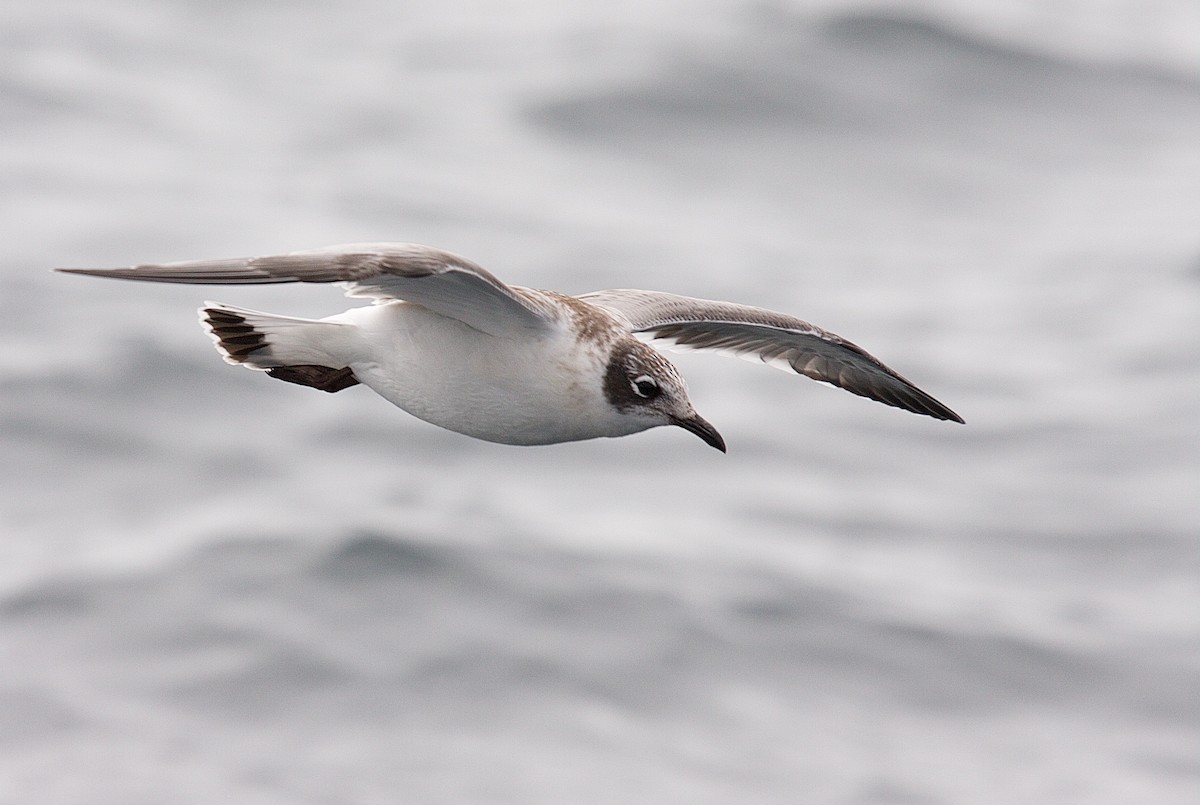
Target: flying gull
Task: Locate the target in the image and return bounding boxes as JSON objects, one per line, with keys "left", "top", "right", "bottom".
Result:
{"left": 58, "top": 242, "right": 963, "bottom": 450}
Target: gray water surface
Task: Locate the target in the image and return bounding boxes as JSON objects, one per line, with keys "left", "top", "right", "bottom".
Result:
{"left": 2, "top": 2, "right": 1198, "bottom": 802}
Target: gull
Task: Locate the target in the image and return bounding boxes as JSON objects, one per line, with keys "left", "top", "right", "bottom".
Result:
{"left": 58, "top": 242, "right": 963, "bottom": 451}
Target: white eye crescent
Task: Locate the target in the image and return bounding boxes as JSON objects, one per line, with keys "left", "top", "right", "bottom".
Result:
{"left": 631, "top": 375, "right": 660, "bottom": 399}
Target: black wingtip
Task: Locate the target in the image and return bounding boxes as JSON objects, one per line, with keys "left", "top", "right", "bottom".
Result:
{"left": 912, "top": 392, "right": 965, "bottom": 424}
{"left": 930, "top": 408, "right": 966, "bottom": 424}
{"left": 897, "top": 388, "right": 963, "bottom": 424}
{"left": 901, "top": 393, "right": 964, "bottom": 424}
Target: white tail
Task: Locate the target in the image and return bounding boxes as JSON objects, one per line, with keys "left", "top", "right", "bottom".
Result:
{"left": 198, "top": 303, "right": 359, "bottom": 392}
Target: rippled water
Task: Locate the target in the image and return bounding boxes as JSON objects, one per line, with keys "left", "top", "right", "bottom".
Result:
{"left": 2, "top": 1, "right": 1198, "bottom": 802}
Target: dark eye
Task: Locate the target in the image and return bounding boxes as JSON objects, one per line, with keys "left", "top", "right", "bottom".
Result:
{"left": 631, "top": 375, "right": 660, "bottom": 399}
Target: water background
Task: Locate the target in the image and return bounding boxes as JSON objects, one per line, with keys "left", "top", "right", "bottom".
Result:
{"left": 2, "top": 1, "right": 1199, "bottom": 802}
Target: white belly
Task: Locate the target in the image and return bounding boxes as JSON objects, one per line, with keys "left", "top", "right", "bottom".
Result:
{"left": 329, "top": 303, "right": 633, "bottom": 445}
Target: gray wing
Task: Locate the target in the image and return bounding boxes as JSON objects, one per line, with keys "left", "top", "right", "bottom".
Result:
{"left": 581, "top": 289, "right": 963, "bottom": 423}
{"left": 57, "top": 242, "right": 556, "bottom": 337}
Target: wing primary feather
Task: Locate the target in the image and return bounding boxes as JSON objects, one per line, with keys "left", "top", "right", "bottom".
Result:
{"left": 582, "top": 290, "right": 962, "bottom": 424}
{"left": 55, "top": 260, "right": 293, "bottom": 284}
{"left": 57, "top": 242, "right": 559, "bottom": 337}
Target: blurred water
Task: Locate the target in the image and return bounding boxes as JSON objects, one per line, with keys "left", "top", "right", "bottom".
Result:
{"left": 2, "top": 1, "right": 1199, "bottom": 803}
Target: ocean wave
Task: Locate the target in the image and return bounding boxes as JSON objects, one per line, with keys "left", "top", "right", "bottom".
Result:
{"left": 2, "top": 529, "right": 1195, "bottom": 799}
{"left": 0, "top": 533, "right": 1182, "bottom": 714}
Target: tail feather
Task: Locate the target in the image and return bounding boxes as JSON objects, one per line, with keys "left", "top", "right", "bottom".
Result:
{"left": 202, "top": 306, "right": 272, "bottom": 364}
{"left": 199, "top": 303, "right": 360, "bottom": 393}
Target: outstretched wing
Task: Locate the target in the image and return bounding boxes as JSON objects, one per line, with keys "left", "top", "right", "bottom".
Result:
{"left": 580, "top": 289, "right": 963, "bottom": 423}
{"left": 57, "top": 242, "right": 556, "bottom": 337}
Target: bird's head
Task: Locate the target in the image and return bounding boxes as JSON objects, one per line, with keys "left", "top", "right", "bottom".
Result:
{"left": 602, "top": 339, "right": 725, "bottom": 452}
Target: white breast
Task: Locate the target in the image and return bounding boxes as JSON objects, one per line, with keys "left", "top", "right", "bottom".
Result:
{"left": 327, "top": 302, "right": 639, "bottom": 445}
